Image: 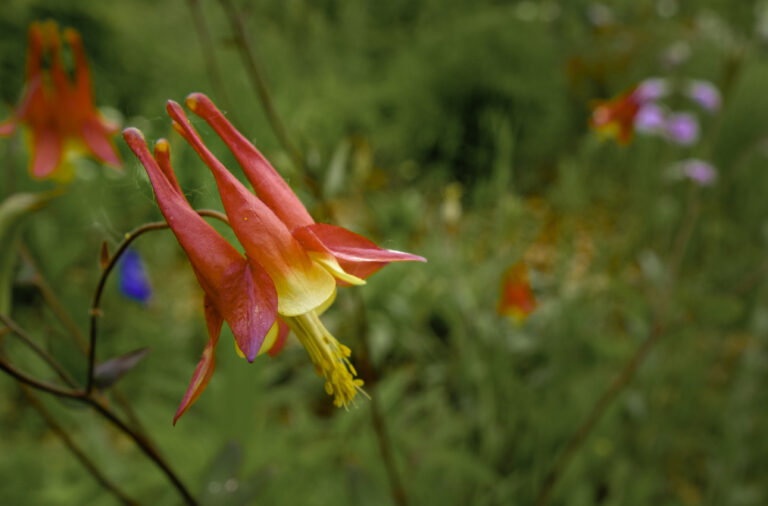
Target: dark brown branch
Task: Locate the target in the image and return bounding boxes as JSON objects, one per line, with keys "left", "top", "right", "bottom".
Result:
{"left": 0, "top": 355, "right": 82, "bottom": 399}
{"left": 19, "top": 385, "right": 140, "bottom": 506}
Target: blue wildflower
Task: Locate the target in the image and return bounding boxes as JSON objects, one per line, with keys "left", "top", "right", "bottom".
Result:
{"left": 119, "top": 249, "right": 152, "bottom": 304}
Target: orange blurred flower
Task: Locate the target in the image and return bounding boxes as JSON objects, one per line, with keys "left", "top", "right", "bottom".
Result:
{"left": 497, "top": 261, "right": 537, "bottom": 323}
{"left": 0, "top": 21, "right": 121, "bottom": 181}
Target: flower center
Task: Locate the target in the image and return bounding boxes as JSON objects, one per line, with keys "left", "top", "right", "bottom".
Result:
{"left": 285, "top": 311, "right": 366, "bottom": 408}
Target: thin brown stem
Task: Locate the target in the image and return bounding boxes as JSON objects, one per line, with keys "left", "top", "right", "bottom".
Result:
{"left": 0, "top": 355, "right": 82, "bottom": 399}
{"left": 19, "top": 385, "right": 140, "bottom": 506}
{"left": 353, "top": 292, "right": 409, "bottom": 506}
{"left": 534, "top": 321, "right": 664, "bottom": 506}
{"left": 216, "top": 0, "right": 324, "bottom": 202}
{"left": 534, "top": 185, "right": 701, "bottom": 505}
{"left": 186, "top": 0, "right": 242, "bottom": 130}
{"left": 86, "top": 221, "right": 168, "bottom": 393}
{"left": 0, "top": 312, "right": 77, "bottom": 387}
{"left": 86, "top": 397, "right": 198, "bottom": 505}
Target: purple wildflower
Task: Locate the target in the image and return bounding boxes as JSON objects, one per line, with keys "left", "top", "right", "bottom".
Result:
{"left": 680, "top": 159, "right": 717, "bottom": 185}
{"left": 635, "top": 78, "right": 670, "bottom": 102}
{"left": 685, "top": 80, "right": 721, "bottom": 112}
{"left": 634, "top": 103, "right": 666, "bottom": 132}
{"left": 119, "top": 249, "right": 152, "bottom": 304}
{"left": 670, "top": 159, "right": 718, "bottom": 186}
{"left": 665, "top": 112, "right": 699, "bottom": 145}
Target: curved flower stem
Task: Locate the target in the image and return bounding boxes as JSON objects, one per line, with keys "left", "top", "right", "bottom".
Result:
{"left": 19, "top": 385, "right": 139, "bottom": 506}
{"left": 85, "top": 209, "right": 228, "bottom": 394}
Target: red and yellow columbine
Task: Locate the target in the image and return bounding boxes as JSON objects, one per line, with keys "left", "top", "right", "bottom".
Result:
{"left": 589, "top": 87, "right": 643, "bottom": 145}
{"left": 497, "top": 261, "right": 537, "bottom": 323}
{"left": 0, "top": 21, "right": 121, "bottom": 182}
{"left": 124, "top": 93, "right": 424, "bottom": 421}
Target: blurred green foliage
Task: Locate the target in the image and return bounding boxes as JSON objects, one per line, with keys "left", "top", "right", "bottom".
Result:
{"left": 2, "top": 0, "right": 768, "bottom": 505}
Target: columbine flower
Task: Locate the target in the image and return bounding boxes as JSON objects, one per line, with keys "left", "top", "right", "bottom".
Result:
{"left": 497, "top": 261, "right": 537, "bottom": 323}
{"left": 167, "top": 95, "right": 425, "bottom": 410}
{"left": 590, "top": 78, "right": 668, "bottom": 144}
{"left": 118, "top": 249, "right": 152, "bottom": 304}
{"left": 124, "top": 93, "right": 424, "bottom": 418}
{"left": 123, "top": 129, "right": 283, "bottom": 424}
{"left": 0, "top": 21, "right": 121, "bottom": 182}
{"left": 664, "top": 112, "right": 700, "bottom": 145}
{"left": 684, "top": 79, "right": 721, "bottom": 112}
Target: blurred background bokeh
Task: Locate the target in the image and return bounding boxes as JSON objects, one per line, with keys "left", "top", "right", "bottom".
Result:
{"left": 2, "top": 0, "right": 768, "bottom": 505}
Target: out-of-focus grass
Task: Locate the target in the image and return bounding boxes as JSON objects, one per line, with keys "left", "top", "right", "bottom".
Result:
{"left": 2, "top": 1, "right": 768, "bottom": 505}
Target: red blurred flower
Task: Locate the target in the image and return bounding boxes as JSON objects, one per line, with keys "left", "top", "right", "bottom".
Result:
{"left": 0, "top": 21, "right": 121, "bottom": 181}
{"left": 124, "top": 93, "right": 424, "bottom": 420}
{"left": 497, "top": 261, "right": 537, "bottom": 323}
{"left": 589, "top": 79, "right": 668, "bottom": 145}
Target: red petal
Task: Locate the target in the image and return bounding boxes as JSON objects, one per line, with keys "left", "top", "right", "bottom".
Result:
{"left": 153, "top": 139, "right": 183, "bottom": 195}
{"left": 63, "top": 28, "right": 94, "bottom": 109}
{"left": 185, "top": 92, "right": 314, "bottom": 230}
{"left": 267, "top": 318, "right": 290, "bottom": 357}
{"left": 125, "top": 128, "right": 278, "bottom": 361}
{"left": 219, "top": 259, "right": 278, "bottom": 362}
{"left": 30, "top": 128, "right": 63, "bottom": 179}
{"left": 25, "top": 22, "right": 45, "bottom": 82}
{"left": 173, "top": 295, "right": 222, "bottom": 425}
{"left": 167, "top": 101, "right": 335, "bottom": 316}
{"left": 82, "top": 117, "right": 121, "bottom": 167}
{"left": 294, "top": 223, "right": 426, "bottom": 279}
{"left": 43, "top": 21, "right": 70, "bottom": 98}
{"left": 123, "top": 128, "right": 242, "bottom": 296}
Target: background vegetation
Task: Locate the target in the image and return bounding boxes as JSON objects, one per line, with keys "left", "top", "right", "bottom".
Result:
{"left": 2, "top": 0, "right": 768, "bottom": 505}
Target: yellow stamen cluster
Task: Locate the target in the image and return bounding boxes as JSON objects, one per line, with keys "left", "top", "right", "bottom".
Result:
{"left": 286, "top": 311, "right": 366, "bottom": 408}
